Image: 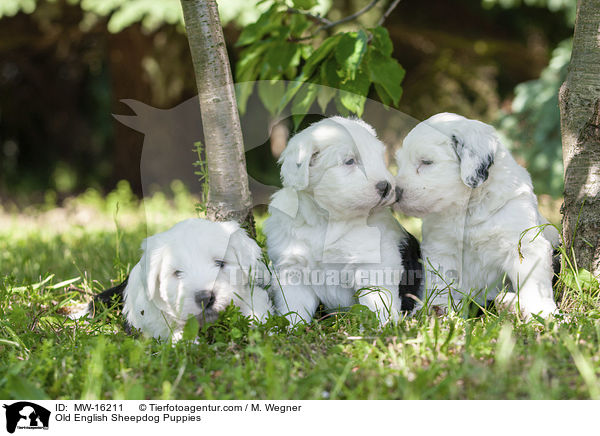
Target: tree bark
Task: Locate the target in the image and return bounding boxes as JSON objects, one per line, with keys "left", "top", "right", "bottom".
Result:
{"left": 559, "top": 0, "right": 600, "bottom": 278}
{"left": 180, "top": 0, "right": 254, "bottom": 230}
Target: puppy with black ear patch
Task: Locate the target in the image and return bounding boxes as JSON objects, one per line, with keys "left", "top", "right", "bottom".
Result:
{"left": 394, "top": 112, "right": 559, "bottom": 319}
{"left": 264, "top": 116, "right": 421, "bottom": 326}
{"left": 90, "top": 218, "right": 273, "bottom": 341}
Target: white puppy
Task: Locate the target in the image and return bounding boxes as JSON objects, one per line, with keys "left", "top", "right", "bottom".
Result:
{"left": 394, "top": 112, "right": 558, "bottom": 318}
{"left": 93, "top": 218, "right": 272, "bottom": 340}
{"left": 264, "top": 116, "right": 421, "bottom": 326}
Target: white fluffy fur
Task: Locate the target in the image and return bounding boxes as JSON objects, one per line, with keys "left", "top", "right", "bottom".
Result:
{"left": 394, "top": 112, "right": 558, "bottom": 318}
{"left": 264, "top": 116, "right": 412, "bottom": 325}
{"left": 123, "top": 218, "right": 272, "bottom": 340}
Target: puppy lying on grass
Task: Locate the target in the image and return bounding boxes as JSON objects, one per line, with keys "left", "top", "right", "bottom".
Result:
{"left": 80, "top": 218, "right": 273, "bottom": 341}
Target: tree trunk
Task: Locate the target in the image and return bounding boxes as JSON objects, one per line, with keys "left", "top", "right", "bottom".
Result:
{"left": 180, "top": 0, "right": 254, "bottom": 231}
{"left": 559, "top": 0, "right": 600, "bottom": 278}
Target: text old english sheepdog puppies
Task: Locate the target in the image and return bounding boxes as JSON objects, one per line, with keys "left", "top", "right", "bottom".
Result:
{"left": 394, "top": 112, "right": 559, "bottom": 319}
{"left": 264, "top": 116, "right": 422, "bottom": 326}
{"left": 93, "top": 218, "right": 273, "bottom": 341}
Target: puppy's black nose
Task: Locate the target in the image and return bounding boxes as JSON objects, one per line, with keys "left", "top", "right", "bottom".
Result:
{"left": 194, "top": 291, "right": 216, "bottom": 309}
{"left": 395, "top": 186, "right": 403, "bottom": 202}
{"left": 376, "top": 181, "right": 392, "bottom": 198}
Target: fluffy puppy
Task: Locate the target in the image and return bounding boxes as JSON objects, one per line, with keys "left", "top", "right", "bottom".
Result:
{"left": 264, "top": 116, "right": 421, "bottom": 326}
{"left": 93, "top": 218, "right": 273, "bottom": 341}
{"left": 394, "top": 112, "right": 559, "bottom": 318}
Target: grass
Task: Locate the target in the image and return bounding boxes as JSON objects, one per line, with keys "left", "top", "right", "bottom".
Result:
{"left": 1, "top": 182, "right": 599, "bottom": 400}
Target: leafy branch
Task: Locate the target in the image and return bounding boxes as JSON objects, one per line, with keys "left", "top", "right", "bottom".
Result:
{"left": 285, "top": 6, "right": 331, "bottom": 27}
{"left": 287, "top": 0, "right": 381, "bottom": 41}
{"left": 235, "top": 0, "right": 406, "bottom": 126}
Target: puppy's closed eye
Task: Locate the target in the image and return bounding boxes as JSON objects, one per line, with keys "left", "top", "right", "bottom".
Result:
{"left": 214, "top": 260, "right": 226, "bottom": 268}
{"left": 417, "top": 159, "right": 433, "bottom": 174}
{"left": 309, "top": 151, "right": 320, "bottom": 167}
{"left": 173, "top": 270, "right": 184, "bottom": 278}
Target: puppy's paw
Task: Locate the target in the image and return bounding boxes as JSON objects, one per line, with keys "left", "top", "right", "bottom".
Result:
{"left": 494, "top": 292, "right": 518, "bottom": 313}
{"left": 59, "top": 301, "right": 92, "bottom": 320}
{"left": 523, "top": 298, "right": 558, "bottom": 320}
{"left": 495, "top": 292, "right": 558, "bottom": 321}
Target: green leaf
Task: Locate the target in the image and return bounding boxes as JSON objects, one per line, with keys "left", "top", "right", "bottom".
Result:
{"left": 302, "top": 34, "right": 342, "bottom": 79}
{"left": 269, "top": 24, "right": 293, "bottom": 41}
{"left": 237, "top": 43, "right": 270, "bottom": 81}
{"left": 291, "top": 82, "right": 319, "bottom": 128}
{"left": 317, "top": 86, "right": 337, "bottom": 112}
{"left": 236, "top": 4, "right": 282, "bottom": 46}
{"left": 182, "top": 317, "right": 200, "bottom": 342}
{"left": 262, "top": 42, "right": 301, "bottom": 79}
{"left": 276, "top": 76, "right": 307, "bottom": 113}
{"left": 292, "top": 0, "right": 318, "bottom": 10}
{"left": 258, "top": 80, "right": 286, "bottom": 116}
{"left": 236, "top": 23, "right": 265, "bottom": 47}
{"left": 320, "top": 56, "right": 340, "bottom": 86}
{"left": 318, "top": 57, "right": 340, "bottom": 111}
{"left": 370, "top": 26, "right": 393, "bottom": 56}
{"left": 338, "top": 69, "right": 370, "bottom": 116}
{"left": 236, "top": 43, "right": 271, "bottom": 113}
{"left": 300, "top": 44, "right": 313, "bottom": 60}
{"left": 373, "top": 82, "right": 393, "bottom": 107}
{"left": 366, "top": 48, "right": 405, "bottom": 105}
{"left": 236, "top": 82, "right": 255, "bottom": 115}
{"left": 335, "top": 95, "right": 349, "bottom": 116}
{"left": 289, "top": 12, "right": 312, "bottom": 38}
{"left": 335, "top": 30, "right": 368, "bottom": 81}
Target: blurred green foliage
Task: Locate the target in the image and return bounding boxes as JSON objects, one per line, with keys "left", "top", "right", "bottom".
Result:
{"left": 497, "top": 39, "right": 571, "bottom": 197}
{"left": 79, "top": 0, "right": 183, "bottom": 33}
{"left": 482, "top": 0, "right": 576, "bottom": 23}
{"left": 489, "top": 0, "right": 573, "bottom": 197}
{"left": 0, "top": 0, "right": 36, "bottom": 17}
{"left": 0, "top": 0, "right": 267, "bottom": 30}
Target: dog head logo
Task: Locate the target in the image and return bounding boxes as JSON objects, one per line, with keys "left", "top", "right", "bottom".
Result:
{"left": 3, "top": 402, "right": 50, "bottom": 433}
{"left": 112, "top": 90, "right": 281, "bottom": 209}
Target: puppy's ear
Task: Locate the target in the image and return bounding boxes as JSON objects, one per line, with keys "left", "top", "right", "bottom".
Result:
{"left": 279, "top": 131, "right": 316, "bottom": 190}
{"left": 451, "top": 120, "right": 498, "bottom": 189}
{"left": 228, "top": 228, "right": 270, "bottom": 287}
{"left": 139, "top": 233, "right": 166, "bottom": 302}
